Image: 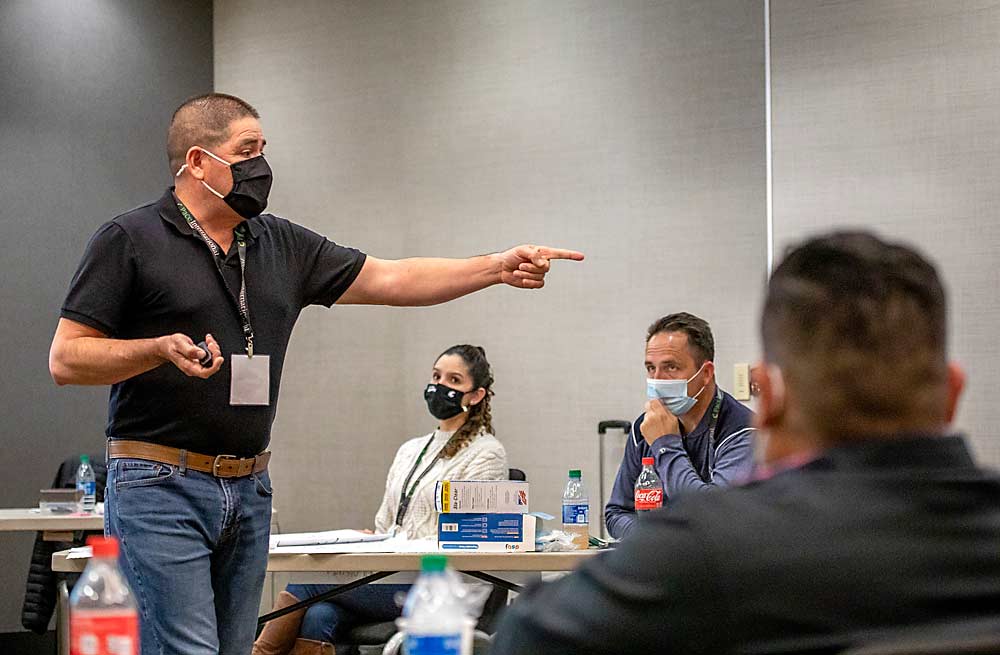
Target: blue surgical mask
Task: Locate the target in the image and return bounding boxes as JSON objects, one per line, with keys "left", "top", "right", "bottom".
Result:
{"left": 646, "top": 362, "right": 708, "bottom": 416}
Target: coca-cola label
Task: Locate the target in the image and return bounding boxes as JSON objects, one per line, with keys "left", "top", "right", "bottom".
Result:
{"left": 71, "top": 611, "right": 138, "bottom": 655}
{"left": 635, "top": 488, "right": 663, "bottom": 510}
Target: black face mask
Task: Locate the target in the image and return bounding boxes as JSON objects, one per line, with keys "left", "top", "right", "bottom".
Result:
{"left": 220, "top": 154, "right": 273, "bottom": 218}
{"left": 193, "top": 150, "right": 273, "bottom": 219}
{"left": 424, "top": 383, "right": 467, "bottom": 420}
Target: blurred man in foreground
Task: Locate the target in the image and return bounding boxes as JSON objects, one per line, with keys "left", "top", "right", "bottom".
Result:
{"left": 492, "top": 231, "right": 1000, "bottom": 655}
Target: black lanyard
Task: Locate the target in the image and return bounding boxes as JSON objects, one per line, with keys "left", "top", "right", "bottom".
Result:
{"left": 680, "top": 388, "right": 723, "bottom": 482}
{"left": 395, "top": 433, "right": 450, "bottom": 527}
{"left": 705, "top": 387, "right": 723, "bottom": 452}
{"left": 177, "top": 201, "right": 255, "bottom": 356}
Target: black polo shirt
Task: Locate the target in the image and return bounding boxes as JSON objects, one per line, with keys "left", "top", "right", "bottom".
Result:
{"left": 61, "top": 188, "right": 366, "bottom": 456}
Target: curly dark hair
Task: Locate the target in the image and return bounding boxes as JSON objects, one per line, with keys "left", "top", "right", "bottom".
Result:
{"left": 438, "top": 345, "right": 495, "bottom": 459}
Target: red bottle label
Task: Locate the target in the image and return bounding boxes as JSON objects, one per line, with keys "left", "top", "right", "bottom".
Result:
{"left": 71, "top": 611, "right": 138, "bottom": 655}
{"left": 635, "top": 488, "right": 663, "bottom": 510}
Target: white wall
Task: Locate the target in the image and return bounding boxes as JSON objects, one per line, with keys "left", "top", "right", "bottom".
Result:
{"left": 215, "top": 0, "right": 767, "bottom": 532}
{"left": 770, "top": 0, "right": 1000, "bottom": 464}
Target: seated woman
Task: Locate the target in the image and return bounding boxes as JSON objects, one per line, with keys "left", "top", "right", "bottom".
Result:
{"left": 253, "top": 345, "right": 507, "bottom": 655}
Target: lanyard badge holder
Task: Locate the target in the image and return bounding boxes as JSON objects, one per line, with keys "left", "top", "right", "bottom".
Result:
{"left": 178, "top": 202, "right": 270, "bottom": 406}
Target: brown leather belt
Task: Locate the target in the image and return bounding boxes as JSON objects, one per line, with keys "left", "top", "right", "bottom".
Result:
{"left": 107, "top": 440, "right": 270, "bottom": 479}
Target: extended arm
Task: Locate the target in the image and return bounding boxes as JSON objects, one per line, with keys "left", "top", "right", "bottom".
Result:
{"left": 337, "top": 245, "right": 583, "bottom": 306}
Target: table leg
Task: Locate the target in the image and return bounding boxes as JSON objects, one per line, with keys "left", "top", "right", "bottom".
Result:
{"left": 57, "top": 580, "right": 69, "bottom": 655}
{"left": 459, "top": 570, "right": 523, "bottom": 594}
{"left": 256, "top": 570, "right": 398, "bottom": 637}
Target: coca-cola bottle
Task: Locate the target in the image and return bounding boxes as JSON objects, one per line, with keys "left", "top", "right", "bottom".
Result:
{"left": 634, "top": 457, "right": 664, "bottom": 512}
{"left": 70, "top": 536, "right": 139, "bottom": 655}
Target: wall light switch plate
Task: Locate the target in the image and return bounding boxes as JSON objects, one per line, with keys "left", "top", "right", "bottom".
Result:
{"left": 733, "top": 363, "right": 750, "bottom": 400}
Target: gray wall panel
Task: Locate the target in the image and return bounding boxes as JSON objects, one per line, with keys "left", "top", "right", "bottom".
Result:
{"left": 0, "top": 0, "right": 212, "bottom": 633}
{"left": 215, "top": 0, "right": 766, "bottom": 534}
{"left": 770, "top": 0, "right": 1000, "bottom": 463}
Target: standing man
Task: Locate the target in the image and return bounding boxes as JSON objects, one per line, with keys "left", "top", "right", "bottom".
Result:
{"left": 604, "top": 313, "right": 755, "bottom": 539}
{"left": 492, "top": 232, "right": 1000, "bottom": 655}
{"left": 49, "top": 93, "right": 582, "bottom": 655}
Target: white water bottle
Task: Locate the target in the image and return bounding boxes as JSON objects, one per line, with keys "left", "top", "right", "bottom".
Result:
{"left": 70, "top": 536, "right": 139, "bottom": 655}
{"left": 402, "top": 554, "right": 470, "bottom": 655}
{"left": 76, "top": 455, "right": 96, "bottom": 514}
{"left": 561, "top": 469, "right": 590, "bottom": 549}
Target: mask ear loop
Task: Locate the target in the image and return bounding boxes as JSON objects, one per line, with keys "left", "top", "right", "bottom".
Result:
{"left": 689, "top": 361, "right": 710, "bottom": 399}
{"left": 174, "top": 148, "right": 231, "bottom": 198}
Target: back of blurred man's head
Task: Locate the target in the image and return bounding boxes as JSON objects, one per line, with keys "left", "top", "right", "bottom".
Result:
{"left": 759, "top": 231, "right": 962, "bottom": 447}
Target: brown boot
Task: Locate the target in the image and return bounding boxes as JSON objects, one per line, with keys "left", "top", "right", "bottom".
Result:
{"left": 287, "top": 638, "right": 334, "bottom": 655}
{"left": 251, "top": 591, "right": 308, "bottom": 655}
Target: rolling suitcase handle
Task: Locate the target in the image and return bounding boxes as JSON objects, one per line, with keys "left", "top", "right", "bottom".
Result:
{"left": 597, "top": 420, "right": 632, "bottom": 539}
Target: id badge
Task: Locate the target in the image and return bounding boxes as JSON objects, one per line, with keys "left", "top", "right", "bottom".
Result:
{"left": 230, "top": 354, "right": 270, "bottom": 406}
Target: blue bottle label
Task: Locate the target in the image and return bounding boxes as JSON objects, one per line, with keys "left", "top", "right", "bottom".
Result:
{"left": 562, "top": 503, "right": 589, "bottom": 525}
{"left": 78, "top": 480, "right": 95, "bottom": 496}
{"left": 405, "top": 634, "right": 462, "bottom": 655}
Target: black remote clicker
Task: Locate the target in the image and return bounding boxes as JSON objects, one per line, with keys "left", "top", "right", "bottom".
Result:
{"left": 194, "top": 341, "right": 213, "bottom": 367}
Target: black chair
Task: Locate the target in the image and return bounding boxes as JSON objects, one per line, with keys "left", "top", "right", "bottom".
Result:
{"left": 347, "top": 469, "right": 527, "bottom": 654}
{"left": 21, "top": 454, "right": 107, "bottom": 635}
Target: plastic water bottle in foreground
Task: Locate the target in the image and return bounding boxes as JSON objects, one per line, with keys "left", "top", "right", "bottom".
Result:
{"left": 76, "top": 455, "right": 96, "bottom": 513}
{"left": 634, "top": 456, "right": 664, "bottom": 512}
{"left": 402, "top": 554, "right": 469, "bottom": 655}
{"left": 70, "top": 536, "right": 138, "bottom": 655}
{"left": 561, "top": 469, "right": 590, "bottom": 549}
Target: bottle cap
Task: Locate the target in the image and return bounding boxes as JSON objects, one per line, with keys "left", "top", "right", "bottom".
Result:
{"left": 568, "top": 469, "right": 581, "bottom": 479}
{"left": 641, "top": 457, "right": 654, "bottom": 466}
{"left": 420, "top": 554, "right": 448, "bottom": 572}
{"left": 87, "top": 536, "right": 120, "bottom": 559}
{"left": 80, "top": 455, "right": 90, "bottom": 464}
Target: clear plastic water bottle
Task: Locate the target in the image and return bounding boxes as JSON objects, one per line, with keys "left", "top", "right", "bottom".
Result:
{"left": 70, "top": 536, "right": 138, "bottom": 655}
{"left": 401, "top": 554, "right": 469, "bottom": 655}
{"left": 561, "top": 469, "right": 590, "bottom": 549}
{"left": 634, "top": 457, "right": 664, "bottom": 512}
{"left": 76, "top": 455, "right": 96, "bottom": 514}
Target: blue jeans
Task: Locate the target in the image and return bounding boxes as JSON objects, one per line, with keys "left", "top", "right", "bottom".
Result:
{"left": 105, "top": 457, "right": 272, "bottom": 655}
{"left": 286, "top": 583, "right": 410, "bottom": 646}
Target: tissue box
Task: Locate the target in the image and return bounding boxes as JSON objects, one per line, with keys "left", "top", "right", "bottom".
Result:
{"left": 438, "top": 513, "right": 536, "bottom": 552}
{"left": 435, "top": 480, "right": 529, "bottom": 514}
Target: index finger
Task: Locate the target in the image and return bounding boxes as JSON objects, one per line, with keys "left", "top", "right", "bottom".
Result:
{"left": 537, "top": 247, "right": 585, "bottom": 262}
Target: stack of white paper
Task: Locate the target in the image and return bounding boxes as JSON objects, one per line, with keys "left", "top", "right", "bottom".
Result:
{"left": 268, "top": 530, "right": 391, "bottom": 549}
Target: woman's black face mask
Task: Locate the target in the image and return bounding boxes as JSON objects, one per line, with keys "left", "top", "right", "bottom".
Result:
{"left": 423, "top": 383, "right": 467, "bottom": 420}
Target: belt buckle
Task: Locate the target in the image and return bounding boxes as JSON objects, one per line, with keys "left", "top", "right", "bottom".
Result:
{"left": 213, "top": 454, "right": 238, "bottom": 477}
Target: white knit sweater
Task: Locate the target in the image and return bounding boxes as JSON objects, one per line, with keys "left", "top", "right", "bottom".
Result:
{"left": 374, "top": 429, "right": 507, "bottom": 540}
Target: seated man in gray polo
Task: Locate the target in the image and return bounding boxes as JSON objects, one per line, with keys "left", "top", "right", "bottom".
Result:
{"left": 604, "top": 313, "right": 756, "bottom": 539}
